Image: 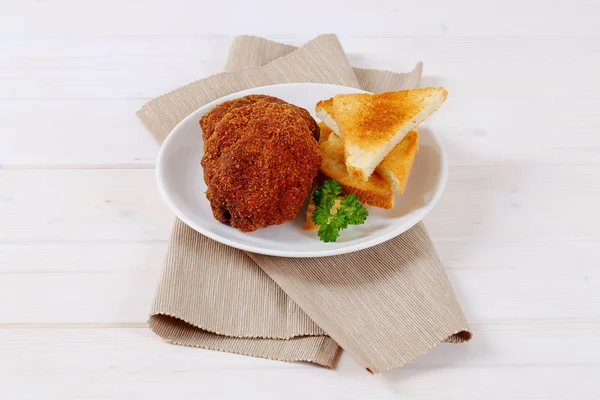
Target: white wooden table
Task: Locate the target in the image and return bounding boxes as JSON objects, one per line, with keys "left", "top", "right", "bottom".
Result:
{"left": 1, "top": 1, "right": 599, "bottom": 399}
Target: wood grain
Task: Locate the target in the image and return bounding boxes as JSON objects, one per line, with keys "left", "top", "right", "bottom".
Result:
{"left": 2, "top": 0, "right": 599, "bottom": 37}
{"left": 0, "top": 258, "right": 597, "bottom": 324}
{"left": 1, "top": 167, "right": 598, "bottom": 243}
{"left": 1, "top": 328, "right": 598, "bottom": 399}
{"left": 2, "top": 0, "right": 600, "bottom": 398}
{"left": 3, "top": 98, "right": 600, "bottom": 167}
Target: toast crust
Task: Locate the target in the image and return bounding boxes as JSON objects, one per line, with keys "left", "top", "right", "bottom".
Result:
{"left": 304, "top": 200, "right": 319, "bottom": 230}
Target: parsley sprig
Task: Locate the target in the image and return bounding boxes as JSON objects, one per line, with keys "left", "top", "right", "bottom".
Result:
{"left": 312, "top": 179, "right": 368, "bottom": 242}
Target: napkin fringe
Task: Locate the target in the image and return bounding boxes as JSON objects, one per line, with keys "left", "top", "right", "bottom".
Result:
{"left": 148, "top": 313, "right": 341, "bottom": 368}
{"left": 365, "top": 327, "right": 472, "bottom": 375}
{"left": 148, "top": 312, "right": 327, "bottom": 341}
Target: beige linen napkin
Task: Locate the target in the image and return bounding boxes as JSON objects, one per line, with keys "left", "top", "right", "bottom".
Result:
{"left": 139, "top": 34, "right": 471, "bottom": 374}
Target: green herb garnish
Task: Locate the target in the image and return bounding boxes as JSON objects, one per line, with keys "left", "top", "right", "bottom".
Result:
{"left": 312, "top": 179, "right": 368, "bottom": 243}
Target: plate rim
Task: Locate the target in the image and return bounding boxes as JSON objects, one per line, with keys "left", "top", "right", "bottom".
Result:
{"left": 156, "top": 82, "right": 448, "bottom": 257}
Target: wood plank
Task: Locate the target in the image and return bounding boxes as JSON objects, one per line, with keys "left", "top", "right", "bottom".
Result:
{"left": 428, "top": 165, "right": 600, "bottom": 242}
{"left": 0, "top": 37, "right": 227, "bottom": 100}
{"left": 2, "top": 366, "right": 595, "bottom": 400}
{"left": 0, "top": 243, "right": 597, "bottom": 323}
{"left": 1, "top": 167, "right": 598, "bottom": 243}
{"left": 0, "top": 100, "right": 159, "bottom": 166}
{"left": 1, "top": 323, "right": 598, "bottom": 368}
{"left": 2, "top": 36, "right": 599, "bottom": 100}
{"left": 435, "top": 242, "right": 600, "bottom": 270}
{"left": 3, "top": 241, "right": 599, "bottom": 274}
{"left": 1, "top": 0, "right": 599, "bottom": 37}
{"left": 2, "top": 97, "right": 600, "bottom": 167}
{"left": 0, "top": 242, "right": 168, "bottom": 273}
{"left": 0, "top": 327, "right": 597, "bottom": 399}
{"left": 3, "top": 35, "right": 599, "bottom": 167}
{"left": 0, "top": 266, "right": 595, "bottom": 323}
{"left": 0, "top": 169, "right": 174, "bottom": 242}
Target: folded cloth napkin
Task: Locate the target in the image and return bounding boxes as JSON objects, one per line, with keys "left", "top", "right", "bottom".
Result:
{"left": 138, "top": 34, "right": 471, "bottom": 374}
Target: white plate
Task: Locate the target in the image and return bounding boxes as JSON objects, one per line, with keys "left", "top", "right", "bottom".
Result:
{"left": 156, "top": 83, "right": 448, "bottom": 257}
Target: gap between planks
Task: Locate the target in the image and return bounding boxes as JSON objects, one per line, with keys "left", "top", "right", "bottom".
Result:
{"left": 2, "top": 319, "right": 598, "bottom": 329}
{"left": 0, "top": 164, "right": 157, "bottom": 170}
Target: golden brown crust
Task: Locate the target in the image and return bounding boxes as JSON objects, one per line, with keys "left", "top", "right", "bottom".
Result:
{"left": 200, "top": 94, "right": 320, "bottom": 143}
{"left": 200, "top": 95, "right": 282, "bottom": 142}
{"left": 336, "top": 179, "right": 393, "bottom": 209}
{"left": 346, "top": 165, "right": 366, "bottom": 182}
{"left": 304, "top": 200, "right": 319, "bottom": 230}
{"left": 202, "top": 101, "right": 321, "bottom": 232}
{"left": 315, "top": 97, "right": 334, "bottom": 114}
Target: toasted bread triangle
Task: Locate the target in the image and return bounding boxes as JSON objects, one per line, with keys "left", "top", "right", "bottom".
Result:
{"left": 315, "top": 98, "right": 339, "bottom": 136}
{"left": 317, "top": 123, "right": 394, "bottom": 209}
{"left": 332, "top": 87, "right": 446, "bottom": 181}
{"left": 376, "top": 129, "right": 419, "bottom": 193}
{"left": 316, "top": 103, "right": 420, "bottom": 193}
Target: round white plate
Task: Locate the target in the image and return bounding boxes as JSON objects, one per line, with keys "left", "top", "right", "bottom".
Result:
{"left": 156, "top": 83, "right": 447, "bottom": 257}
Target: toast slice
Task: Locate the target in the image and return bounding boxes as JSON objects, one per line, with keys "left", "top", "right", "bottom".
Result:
{"left": 315, "top": 98, "right": 340, "bottom": 137}
{"left": 375, "top": 130, "right": 419, "bottom": 193}
{"left": 317, "top": 123, "right": 394, "bottom": 209}
{"left": 316, "top": 105, "right": 420, "bottom": 193}
{"left": 332, "top": 87, "right": 447, "bottom": 181}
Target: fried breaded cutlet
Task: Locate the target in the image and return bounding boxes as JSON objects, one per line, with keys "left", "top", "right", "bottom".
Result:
{"left": 200, "top": 94, "right": 320, "bottom": 142}
{"left": 201, "top": 100, "right": 321, "bottom": 232}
